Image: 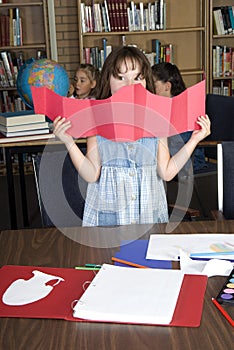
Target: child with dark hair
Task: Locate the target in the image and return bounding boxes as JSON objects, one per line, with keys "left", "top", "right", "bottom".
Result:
{"left": 152, "top": 62, "right": 207, "bottom": 174}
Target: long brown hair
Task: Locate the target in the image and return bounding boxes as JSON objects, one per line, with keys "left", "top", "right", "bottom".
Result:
{"left": 96, "top": 46, "right": 155, "bottom": 99}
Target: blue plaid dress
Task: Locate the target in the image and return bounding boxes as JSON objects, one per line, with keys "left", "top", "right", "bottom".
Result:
{"left": 82, "top": 136, "right": 168, "bottom": 226}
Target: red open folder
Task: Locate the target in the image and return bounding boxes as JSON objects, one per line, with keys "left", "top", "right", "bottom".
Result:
{"left": 0, "top": 265, "right": 207, "bottom": 327}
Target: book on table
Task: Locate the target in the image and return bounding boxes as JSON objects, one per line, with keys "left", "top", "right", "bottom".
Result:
{"left": 0, "top": 128, "right": 50, "bottom": 138}
{"left": 0, "top": 121, "right": 49, "bottom": 133}
{"left": 0, "top": 132, "right": 55, "bottom": 144}
{"left": 0, "top": 111, "right": 46, "bottom": 126}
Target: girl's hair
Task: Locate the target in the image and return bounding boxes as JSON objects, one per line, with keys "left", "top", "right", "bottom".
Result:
{"left": 96, "top": 46, "right": 155, "bottom": 99}
{"left": 73, "top": 63, "right": 100, "bottom": 97}
{"left": 151, "top": 62, "right": 186, "bottom": 96}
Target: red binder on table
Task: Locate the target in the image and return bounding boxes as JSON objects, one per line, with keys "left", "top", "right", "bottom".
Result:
{"left": 0, "top": 265, "right": 207, "bottom": 327}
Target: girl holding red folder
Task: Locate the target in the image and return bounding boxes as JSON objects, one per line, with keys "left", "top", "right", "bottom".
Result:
{"left": 53, "top": 46, "right": 210, "bottom": 227}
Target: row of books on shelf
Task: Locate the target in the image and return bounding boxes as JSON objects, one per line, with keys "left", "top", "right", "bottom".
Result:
{"left": 0, "top": 8, "right": 22, "bottom": 47}
{"left": 83, "top": 39, "right": 173, "bottom": 69}
{"left": 81, "top": 0, "right": 166, "bottom": 33}
{"left": 0, "top": 91, "right": 26, "bottom": 113}
{"left": 213, "top": 6, "right": 234, "bottom": 36}
{"left": 212, "top": 45, "right": 234, "bottom": 78}
{"left": 0, "top": 50, "right": 46, "bottom": 89}
{"left": 213, "top": 79, "right": 234, "bottom": 97}
{"left": 0, "top": 111, "right": 55, "bottom": 143}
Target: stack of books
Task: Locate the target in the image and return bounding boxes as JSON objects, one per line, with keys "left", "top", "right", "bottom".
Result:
{"left": 0, "top": 110, "right": 54, "bottom": 142}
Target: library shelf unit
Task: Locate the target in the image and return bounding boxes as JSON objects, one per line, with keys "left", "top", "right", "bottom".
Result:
{"left": 0, "top": 0, "right": 50, "bottom": 112}
{"left": 77, "top": 0, "right": 209, "bottom": 90}
{"left": 209, "top": 0, "right": 234, "bottom": 96}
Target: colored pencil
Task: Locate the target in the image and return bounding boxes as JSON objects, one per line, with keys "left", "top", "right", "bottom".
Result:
{"left": 212, "top": 298, "right": 234, "bottom": 327}
{"left": 190, "top": 251, "right": 234, "bottom": 258}
{"left": 111, "top": 257, "right": 148, "bottom": 269}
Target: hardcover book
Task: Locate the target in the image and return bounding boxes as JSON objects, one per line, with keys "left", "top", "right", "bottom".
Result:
{"left": 0, "top": 111, "right": 46, "bottom": 127}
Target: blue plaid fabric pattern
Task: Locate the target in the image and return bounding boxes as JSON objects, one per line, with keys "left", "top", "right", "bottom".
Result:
{"left": 82, "top": 136, "right": 168, "bottom": 226}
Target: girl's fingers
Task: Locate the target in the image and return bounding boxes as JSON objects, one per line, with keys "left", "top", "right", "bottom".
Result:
{"left": 54, "top": 123, "right": 71, "bottom": 135}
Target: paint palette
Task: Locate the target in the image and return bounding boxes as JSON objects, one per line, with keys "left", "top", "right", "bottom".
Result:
{"left": 216, "top": 268, "right": 234, "bottom": 304}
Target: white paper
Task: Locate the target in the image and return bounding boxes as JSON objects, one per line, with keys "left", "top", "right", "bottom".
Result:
{"left": 179, "top": 249, "right": 233, "bottom": 277}
{"left": 146, "top": 234, "right": 234, "bottom": 261}
{"left": 73, "top": 264, "right": 184, "bottom": 325}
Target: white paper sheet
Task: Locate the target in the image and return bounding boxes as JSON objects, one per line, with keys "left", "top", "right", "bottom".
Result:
{"left": 179, "top": 249, "right": 233, "bottom": 277}
{"left": 146, "top": 234, "right": 234, "bottom": 261}
{"left": 73, "top": 264, "right": 184, "bottom": 325}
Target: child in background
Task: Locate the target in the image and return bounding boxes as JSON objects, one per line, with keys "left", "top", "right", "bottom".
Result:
{"left": 68, "top": 63, "right": 100, "bottom": 99}
{"left": 151, "top": 62, "right": 207, "bottom": 174}
{"left": 53, "top": 46, "right": 210, "bottom": 227}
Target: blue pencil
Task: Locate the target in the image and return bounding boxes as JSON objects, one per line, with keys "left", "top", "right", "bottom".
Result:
{"left": 190, "top": 251, "right": 234, "bottom": 258}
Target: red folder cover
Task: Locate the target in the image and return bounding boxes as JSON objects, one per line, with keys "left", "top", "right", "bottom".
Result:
{"left": 0, "top": 265, "right": 207, "bottom": 327}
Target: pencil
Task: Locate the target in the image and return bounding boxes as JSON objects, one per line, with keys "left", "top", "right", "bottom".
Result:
{"left": 211, "top": 298, "right": 234, "bottom": 327}
{"left": 190, "top": 251, "right": 234, "bottom": 257}
{"left": 111, "top": 257, "right": 148, "bottom": 269}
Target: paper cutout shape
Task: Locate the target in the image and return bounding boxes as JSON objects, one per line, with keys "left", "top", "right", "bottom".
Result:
{"left": 2, "top": 270, "right": 64, "bottom": 306}
{"left": 31, "top": 80, "right": 205, "bottom": 142}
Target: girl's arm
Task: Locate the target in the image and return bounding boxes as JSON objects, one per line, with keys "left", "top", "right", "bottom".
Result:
{"left": 157, "top": 115, "right": 211, "bottom": 181}
{"left": 53, "top": 116, "right": 101, "bottom": 183}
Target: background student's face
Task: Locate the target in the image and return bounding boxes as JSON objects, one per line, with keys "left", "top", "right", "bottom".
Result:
{"left": 73, "top": 70, "right": 96, "bottom": 99}
{"left": 154, "top": 80, "right": 171, "bottom": 97}
{"left": 110, "top": 59, "right": 146, "bottom": 95}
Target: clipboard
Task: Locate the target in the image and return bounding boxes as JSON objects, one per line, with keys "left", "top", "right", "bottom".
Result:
{"left": 0, "top": 265, "right": 207, "bottom": 327}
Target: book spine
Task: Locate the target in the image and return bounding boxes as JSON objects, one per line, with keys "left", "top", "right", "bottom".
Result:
{"left": 111, "top": 0, "right": 118, "bottom": 31}
{"left": 15, "top": 8, "right": 21, "bottom": 46}
{"left": 113, "top": 0, "right": 121, "bottom": 31}
{"left": 84, "top": 47, "right": 91, "bottom": 64}
{"left": 152, "top": 39, "right": 161, "bottom": 64}
{"left": 107, "top": 0, "right": 115, "bottom": 31}
{"left": 159, "top": 0, "right": 164, "bottom": 30}
{"left": 118, "top": 0, "right": 125, "bottom": 31}
{"left": 80, "top": 3, "right": 87, "bottom": 33}
{"left": 1, "top": 52, "right": 14, "bottom": 87}
{"left": 228, "top": 6, "right": 234, "bottom": 34}
{"left": 213, "top": 10, "right": 221, "bottom": 35}
{"left": 222, "top": 6, "right": 232, "bottom": 34}
{"left": 139, "top": 2, "right": 144, "bottom": 31}
{"left": 0, "top": 15, "right": 7, "bottom": 46}
{"left": 103, "top": 0, "right": 111, "bottom": 32}
{"left": 0, "top": 60, "right": 10, "bottom": 88}
{"left": 101, "top": 4, "right": 108, "bottom": 32}
{"left": 122, "top": 0, "right": 129, "bottom": 31}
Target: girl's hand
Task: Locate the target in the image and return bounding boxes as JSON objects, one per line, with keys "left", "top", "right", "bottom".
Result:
{"left": 191, "top": 114, "right": 211, "bottom": 143}
{"left": 53, "top": 116, "right": 74, "bottom": 148}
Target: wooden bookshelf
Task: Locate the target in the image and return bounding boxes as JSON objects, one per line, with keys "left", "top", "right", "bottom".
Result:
{"left": 77, "top": 0, "right": 209, "bottom": 90}
{"left": 209, "top": 0, "right": 234, "bottom": 95}
{"left": 0, "top": 0, "right": 50, "bottom": 112}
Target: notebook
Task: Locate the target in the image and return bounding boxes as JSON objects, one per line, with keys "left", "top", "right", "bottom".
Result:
{"left": 0, "top": 265, "right": 207, "bottom": 327}
{"left": 73, "top": 264, "right": 207, "bottom": 326}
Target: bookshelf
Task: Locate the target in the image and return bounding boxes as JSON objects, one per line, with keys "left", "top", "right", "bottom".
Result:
{"left": 77, "top": 0, "right": 209, "bottom": 90}
{"left": 0, "top": 0, "right": 50, "bottom": 112}
{"left": 209, "top": 0, "right": 234, "bottom": 96}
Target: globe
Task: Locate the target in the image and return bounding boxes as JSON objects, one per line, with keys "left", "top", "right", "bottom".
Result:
{"left": 16, "top": 58, "right": 70, "bottom": 108}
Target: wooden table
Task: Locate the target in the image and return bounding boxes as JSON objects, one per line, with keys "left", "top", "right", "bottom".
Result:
{"left": 0, "top": 221, "right": 233, "bottom": 350}
{"left": 0, "top": 137, "right": 86, "bottom": 229}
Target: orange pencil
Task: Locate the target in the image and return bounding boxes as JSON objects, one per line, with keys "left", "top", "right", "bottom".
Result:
{"left": 212, "top": 298, "right": 234, "bottom": 327}
{"left": 111, "top": 257, "right": 148, "bottom": 269}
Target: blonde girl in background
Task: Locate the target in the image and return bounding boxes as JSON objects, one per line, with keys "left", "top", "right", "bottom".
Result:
{"left": 68, "top": 63, "right": 100, "bottom": 99}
